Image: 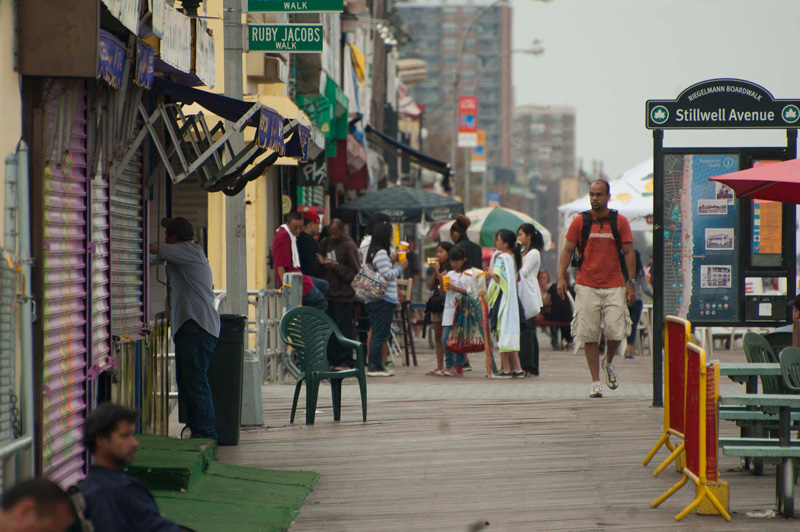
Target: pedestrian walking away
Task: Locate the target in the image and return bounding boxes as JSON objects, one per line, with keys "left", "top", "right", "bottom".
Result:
{"left": 486, "top": 229, "right": 525, "bottom": 379}
{"left": 317, "top": 219, "right": 362, "bottom": 369}
{"left": 150, "top": 217, "right": 220, "bottom": 440}
{"left": 557, "top": 180, "right": 636, "bottom": 398}
{"left": 363, "top": 221, "right": 408, "bottom": 377}
{"left": 624, "top": 249, "right": 653, "bottom": 360}
{"left": 517, "top": 223, "right": 545, "bottom": 376}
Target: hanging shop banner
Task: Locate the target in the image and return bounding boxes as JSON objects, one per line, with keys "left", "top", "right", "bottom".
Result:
{"left": 285, "top": 124, "right": 311, "bottom": 161}
{"left": 98, "top": 31, "right": 127, "bottom": 90}
{"left": 135, "top": 40, "right": 155, "bottom": 89}
{"left": 258, "top": 106, "right": 286, "bottom": 153}
{"left": 470, "top": 129, "right": 486, "bottom": 172}
{"left": 646, "top": 78, "right": 800, "bottom": 130}
{"left": 458, "top": 95, "right": 478, "bottom": 147}
{"left": 248, "top": 25, "right": 324, "bottom": 53}
{"left": 195, "top": 20, "right": 216, "bottom": 88}
{"left": 662, "top": 153, "right": 740, "bottom": 322}
{"left": 161, "top": 5, "right": 192, "bottom": 72}
{"left": 102, "top": 0, "right": 140, "bottom": 34}
{"left": 248, "top": 0, "right": 344, "bottom": 12}
{"left": 151, "top": 0, "right": 166, "bottom": 39}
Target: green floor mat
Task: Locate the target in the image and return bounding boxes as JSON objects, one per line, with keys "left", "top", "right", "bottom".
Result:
{"left": 154, "top": 462, "right": 320, "bottom": 532}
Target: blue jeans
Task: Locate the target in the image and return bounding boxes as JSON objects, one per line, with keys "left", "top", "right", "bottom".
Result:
{"left": 627, "top": 299, "right": 643, "bottom": 345}
{"left": 303, "top": 277, "right": 329, "bottom": 311}
{"left": 442, "top": 325, "right": 465, "bottom": 368}
{"left": 366, "top": 300, "right": 395, "bottom": 371}
{"left": 174, "top": 320, "right": 218, "bottom": 440}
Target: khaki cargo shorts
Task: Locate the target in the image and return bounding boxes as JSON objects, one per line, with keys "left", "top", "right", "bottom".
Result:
{"left": 571, "top": 285, "right": 632, "bottom": 343}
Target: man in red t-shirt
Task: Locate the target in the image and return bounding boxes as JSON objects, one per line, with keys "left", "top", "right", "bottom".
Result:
{"left": 272, "top": 212, "right": 327, "bottom": 310}
{"left": 557, "top": 180, "right": 636, "bottom": 398}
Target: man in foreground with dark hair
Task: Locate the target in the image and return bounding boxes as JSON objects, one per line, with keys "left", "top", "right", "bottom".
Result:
{"left": 150, "top": 217, "right": 219, "bottom": 440}
{"left": 0, "top": 478, "right": 74, "bottom": 532}
{"left": 81, "top": 403, "right": 181, "bottom": 532}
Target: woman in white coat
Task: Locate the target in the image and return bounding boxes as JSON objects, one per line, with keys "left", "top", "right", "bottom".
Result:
{"left": 517, "top": 224, "right": 544, "bottom": 376}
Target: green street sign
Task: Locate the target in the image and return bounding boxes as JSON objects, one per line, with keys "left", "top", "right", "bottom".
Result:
{"left": 249, "top": 25, "right": 323, "bottom": 53}
{"left": 248, "top": 0, "right": 344, "bottom": 13}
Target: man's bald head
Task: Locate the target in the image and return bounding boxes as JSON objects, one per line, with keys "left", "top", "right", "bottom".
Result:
{"left": 328, "top": 219, "right": 346, "bottom": 240}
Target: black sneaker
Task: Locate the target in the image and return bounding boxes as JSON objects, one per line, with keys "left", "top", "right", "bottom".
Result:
{"left": 512, "top": 370, "right": 527, "bottom": 379}
{"left": 494, "top": 371, "right": 512, "bottom": 379}
{"left": 463, "top": 361, "right": 472, "bottom": 371}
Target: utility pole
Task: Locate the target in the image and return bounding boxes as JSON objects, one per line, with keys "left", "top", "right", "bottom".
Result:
{"left": 224, "top": 0, "right": 263, "bottom": 426}
{"left": 223, "top": 0, "right": 248, "bottom": 316}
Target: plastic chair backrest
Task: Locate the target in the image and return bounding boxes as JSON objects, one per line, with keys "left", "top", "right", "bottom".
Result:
{"left": 279, "top": 306, "right": 337, "bottom": 373}
{"left": 779, "top": 347, "right": 800, "bottom": 393}
{"left": 743, "top": 332, "right": 783, "bottom": 394}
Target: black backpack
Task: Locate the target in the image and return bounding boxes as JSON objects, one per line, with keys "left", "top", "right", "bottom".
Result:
{"left": 570, "top": 209, "right": 628, "bottom": 279}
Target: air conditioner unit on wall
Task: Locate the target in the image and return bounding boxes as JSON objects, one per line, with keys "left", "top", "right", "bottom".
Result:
{"left": 245, "top": 54, "right": 288, "bottom": 83}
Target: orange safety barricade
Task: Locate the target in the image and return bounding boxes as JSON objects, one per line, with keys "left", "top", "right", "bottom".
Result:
{"left": 651, "top": 343, "right": 730, "bottom": 521}
{"left": 643, "top": 316, "right": 690, "bottom": 475}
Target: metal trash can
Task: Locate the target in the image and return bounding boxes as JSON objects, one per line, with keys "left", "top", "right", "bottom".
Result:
{"left": 208, "top": 314, "right": 247, "bottom": 445}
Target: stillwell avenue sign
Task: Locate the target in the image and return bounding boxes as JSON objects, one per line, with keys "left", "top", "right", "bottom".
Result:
{"left": 249, "top": 24, "right": 323, "bottom": 53}
{"left": 646, "top": 78, "right": 800, "bottom": 129}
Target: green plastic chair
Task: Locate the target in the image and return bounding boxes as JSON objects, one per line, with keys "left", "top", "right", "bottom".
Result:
{"left": 743, "top": 332, "right": 785, "bottom": 395}
{"left": 279, "top": 306, "right": 367, "bottom": 425}
{"left": 779, "top": 347, "right": 800, "bottom": 393}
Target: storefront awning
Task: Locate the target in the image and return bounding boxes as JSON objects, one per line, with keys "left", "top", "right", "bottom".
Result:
{"left": 365, "top": 125, "right": 452, "bottom": 190}
{"left": 115, "top": 77, "right": 310, "bottom": 195}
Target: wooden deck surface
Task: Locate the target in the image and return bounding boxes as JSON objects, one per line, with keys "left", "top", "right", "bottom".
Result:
{"left": 211, "top": 339, "right": 799, "bottom": 531}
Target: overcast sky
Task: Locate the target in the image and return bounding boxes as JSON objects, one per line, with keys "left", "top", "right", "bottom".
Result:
{"left": 512, "top": 0, "right": 800, "bottom": 179}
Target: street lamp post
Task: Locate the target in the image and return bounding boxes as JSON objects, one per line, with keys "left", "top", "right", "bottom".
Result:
{"left": 450, "top": 0, "right": 507, "bottom": 212}
{"left": 468, "top": 40, "right": 544, "bottom": 206}
{"left": 450, "top": 1, "right": 550, "bottom": 211}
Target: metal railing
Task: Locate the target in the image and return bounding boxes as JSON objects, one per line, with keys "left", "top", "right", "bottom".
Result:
{"left": 213, "top": 273, "right": 302, "bottom": 383}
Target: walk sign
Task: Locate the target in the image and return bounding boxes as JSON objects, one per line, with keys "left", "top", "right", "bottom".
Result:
{"left": 249, "top": 25, "right": 323, "bottom": 53}
{"left": 248, "top": 0, "right": 344, "bottom": 12}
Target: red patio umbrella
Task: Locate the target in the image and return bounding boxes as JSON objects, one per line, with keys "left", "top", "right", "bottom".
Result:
{"left": 709, "top": 158, "right": 800, "bottom": 204}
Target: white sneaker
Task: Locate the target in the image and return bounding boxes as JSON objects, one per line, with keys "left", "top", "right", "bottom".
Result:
{"left": 367, "top": 370, "right": 394, "bottom": 377}
{"left": 590, "top": 382, "right": 603, "bottom": 398}
{"left": 602, "top": 360, "right": 619, "bottom": 390}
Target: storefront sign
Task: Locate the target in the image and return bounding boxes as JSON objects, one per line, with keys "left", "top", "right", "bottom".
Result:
{"left": 487, "top": 190, "right": 500, "bottom": 206}
{"left": 195, "top": 20, "right": 216, "bottom": 88}
{"left": 98, "top": 31, "right": 126, "bottom": 90}
{"left": 647, "top": 78, "right": 800, "bottom": 129}
{"left": 258, "top": 107, "right": 286, "bottom": 153}
{"left": 248, "top": 0, "right": 344, "bottom": 12}
{"left": 470, "top": 130, "right": 486, "bottom": 172}
{"left": 458, "top": 95, "right": 478, "bottom": 147}
{"left": 249, "top": 25, "right": 324, "bottom": 53}
{"left": 299, "top": 153, "right": 328, "bottom": 186}
{"left": 151, "top": 0, "right": 165, "bottom": 39}
{"left": 102, "top": 0, "right": 139, "bottom": 34}
{"left": 161, "top": 5, "right": 192, "bottom": 72}
{"left": 135, "top": 40, "right": 155, "bottom": 89}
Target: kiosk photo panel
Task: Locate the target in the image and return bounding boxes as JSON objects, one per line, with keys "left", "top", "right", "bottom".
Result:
{"left": 662, "top": 153, "right": 740, "bottom": 321}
